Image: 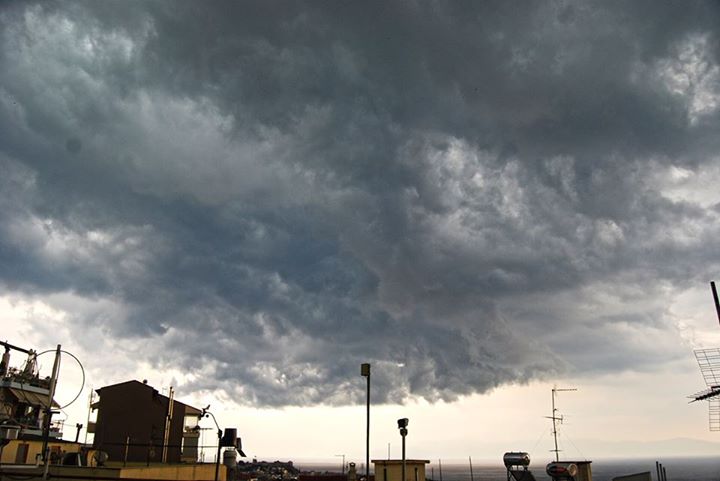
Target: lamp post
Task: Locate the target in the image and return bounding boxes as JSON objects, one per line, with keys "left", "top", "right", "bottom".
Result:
{"left": 202, "top": 408, "right": 245, "bottom": 481}
{"left": 397, "top": 418, "right": 408, "bottom": 481}
{"left": 361, "top": 363, "right": 371, "bottom": 481}
{"left": 202, "top": 408, "right": 223, "bottom": 481}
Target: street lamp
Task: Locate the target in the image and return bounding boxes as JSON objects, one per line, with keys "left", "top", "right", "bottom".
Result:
{"left": 397, "top": 418, "right": 408, "bottom": 481}
{"left": 202, "top": 407, "right": 246, "bottom": 481}
{"left": 361, "top": 363, "right": 371, "bottom": 481}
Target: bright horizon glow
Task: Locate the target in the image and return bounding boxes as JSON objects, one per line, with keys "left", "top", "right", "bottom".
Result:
{"left": 3, "top": 291, "right": 720, "bottom": 461}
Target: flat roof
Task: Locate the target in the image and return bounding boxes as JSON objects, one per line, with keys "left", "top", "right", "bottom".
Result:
{"left": 95, "top": 380, "right": 202, "bottom": 414}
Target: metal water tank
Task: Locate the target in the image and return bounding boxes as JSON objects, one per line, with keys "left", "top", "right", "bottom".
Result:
{"left": 546, "top": 462, "right": 578, "bottom": 478}
{"left": 223, "top": 447, "right": 237, "bottom": 468}
{"left": 503, "top": 452, "right": 531, "bottom": 467}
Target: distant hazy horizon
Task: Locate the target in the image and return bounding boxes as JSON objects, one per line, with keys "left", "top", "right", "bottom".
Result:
{"left": 293, "top": 456, "right": 720, "bottom": 481}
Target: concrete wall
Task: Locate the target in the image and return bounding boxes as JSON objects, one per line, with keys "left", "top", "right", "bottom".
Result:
{"left": 0, "top": 463, "right": 223, "bottom": 481}
{"left": 117, "top": 464, "right": 223, "bottom": 480}
{"left": 575, "top": 461, "right": 593, "bottom": 481}
{"left": 0, "top": 439, "right": 80, "bottom": 464}
{"left": 372, "top": 460, "right": 428, "bottom": 481}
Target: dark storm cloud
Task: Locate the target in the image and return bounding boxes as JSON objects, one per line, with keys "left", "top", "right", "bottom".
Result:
{"left": 2, "top": 1, "right": 720, "bottom": 406}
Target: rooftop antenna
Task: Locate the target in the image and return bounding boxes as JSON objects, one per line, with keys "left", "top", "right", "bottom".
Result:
{"left": 689, "top": 349, "right": 720, "bottom": 430}
{"left": 546, "top": 386, "right": 577, "bottom": 462}
{"left": 688, "top": 281, "right": 720, "bottom": 430}
{"left": 711, "top": 281, "right": 720, "bottom": 325}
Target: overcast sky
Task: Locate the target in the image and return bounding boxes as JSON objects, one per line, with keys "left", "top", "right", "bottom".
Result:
{"left": 3, "top": 0, "right": 720, "bottom": 462}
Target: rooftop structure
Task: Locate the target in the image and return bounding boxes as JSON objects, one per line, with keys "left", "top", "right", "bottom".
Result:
{"left": 0, "top": 341, "right": 62, "bottom": 440}
{"left": 91, "top": 380, "right": 202, "bottom": 464}
{"left": 372, "top": 459, "right": 429, "bottom": 481}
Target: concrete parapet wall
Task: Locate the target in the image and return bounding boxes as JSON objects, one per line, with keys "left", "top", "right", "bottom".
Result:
{"left": 0, "top": 463, "right": 223, "bottom": 481}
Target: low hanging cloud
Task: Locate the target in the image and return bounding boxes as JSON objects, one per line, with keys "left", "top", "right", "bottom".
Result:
{"left": 2, "top": 1, "right": 720, "bottom": 406}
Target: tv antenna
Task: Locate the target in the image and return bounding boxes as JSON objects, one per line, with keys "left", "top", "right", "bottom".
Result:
{"left": 688, "top": 281, "right": 720, "bottom": 431}
{"left": 545, "top": 386, "right": 577, "bottom": 461}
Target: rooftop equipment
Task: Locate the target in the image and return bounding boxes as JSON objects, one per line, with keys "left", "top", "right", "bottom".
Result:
{"left": 504, "top": 452, "right": 530, "bottom": 468}
{"left": 689, "top": 281, "right": 720, "bottom": 430}
{"left": 503, "top": 452, "right": 536, "bottom": 481}
{"left": 547, "top": 462, "right": 578, "bottom": 479}
{"left": 546, "top": 387, "right": 577, "bottom": 462}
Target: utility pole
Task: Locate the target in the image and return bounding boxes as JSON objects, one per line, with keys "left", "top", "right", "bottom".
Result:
{"left": 42, "top": 345, "right": 62, "bottom": 481}
{"left": 361, "top": 363, "right": 371, "bottom": 481}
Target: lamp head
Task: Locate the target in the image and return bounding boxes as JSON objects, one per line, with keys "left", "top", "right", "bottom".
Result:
{"left": 361, "top": 363, "right": 370, "bottom": 377}
{"left": 397, "top": 418, "right": 409, "bottom": 429}
{"left": 221, "top": 428, "right": 238, "bottom": 447}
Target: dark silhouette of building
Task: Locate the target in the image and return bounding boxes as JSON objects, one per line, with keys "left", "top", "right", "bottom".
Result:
{"left": 91, "top": 380, "right": 202, "bottom": 464}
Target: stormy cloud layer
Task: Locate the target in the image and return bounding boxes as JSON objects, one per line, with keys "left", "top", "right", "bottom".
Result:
{"left": 2, "top": 1, "right": 720, "bottom": 406}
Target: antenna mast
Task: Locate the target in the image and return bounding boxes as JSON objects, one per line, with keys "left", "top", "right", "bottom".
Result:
{"left": 711, "top": 281, "right": 720, "bottom": 326}
{"left": 688, "top": 281, "right": 720, "bottom": 431}
{"left": 548, "top": 387, "right": 577, "bottom": 462}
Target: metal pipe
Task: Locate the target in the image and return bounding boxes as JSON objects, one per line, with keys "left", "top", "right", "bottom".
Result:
{"left": 204, "top": 410, "right": 223, "bottom": 481}
{"left": 711, "top": 282, "right": 720, "bottom": 325}
{"left": 366, "top": 373, "right": 370, "bottom": 481}
{"left": 361, "top": 363, "right": 371, "bottom": 481}
{"left": 0, "top": 340, "right": 32, "bottom": 354}
{"left": 552, "top": 390, "right": 559, "bottom": 462}
{"left": 163, "top": 387, "right": 175, "bottom": 463}
{"left": 401, "top": 432, "right": 406, "bottom": 481}
{"left": 215, "top": 429, "right": 222, "bottom": 481}
{"left": 42, "top": 345, "right": 61, "bottom": 481}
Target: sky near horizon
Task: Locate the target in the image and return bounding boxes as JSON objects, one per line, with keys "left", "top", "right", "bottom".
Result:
{"left": 3, "top": 0, "right": 720, "bottom": 462}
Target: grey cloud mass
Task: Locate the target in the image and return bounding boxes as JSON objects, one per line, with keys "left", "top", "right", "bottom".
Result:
{"left": 2, "top": 1, "right": 720, "bottom": 406}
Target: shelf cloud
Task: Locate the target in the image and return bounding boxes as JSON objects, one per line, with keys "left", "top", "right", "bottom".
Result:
{"left": 2, "top": 1, "right": 720, "bottom": 406}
